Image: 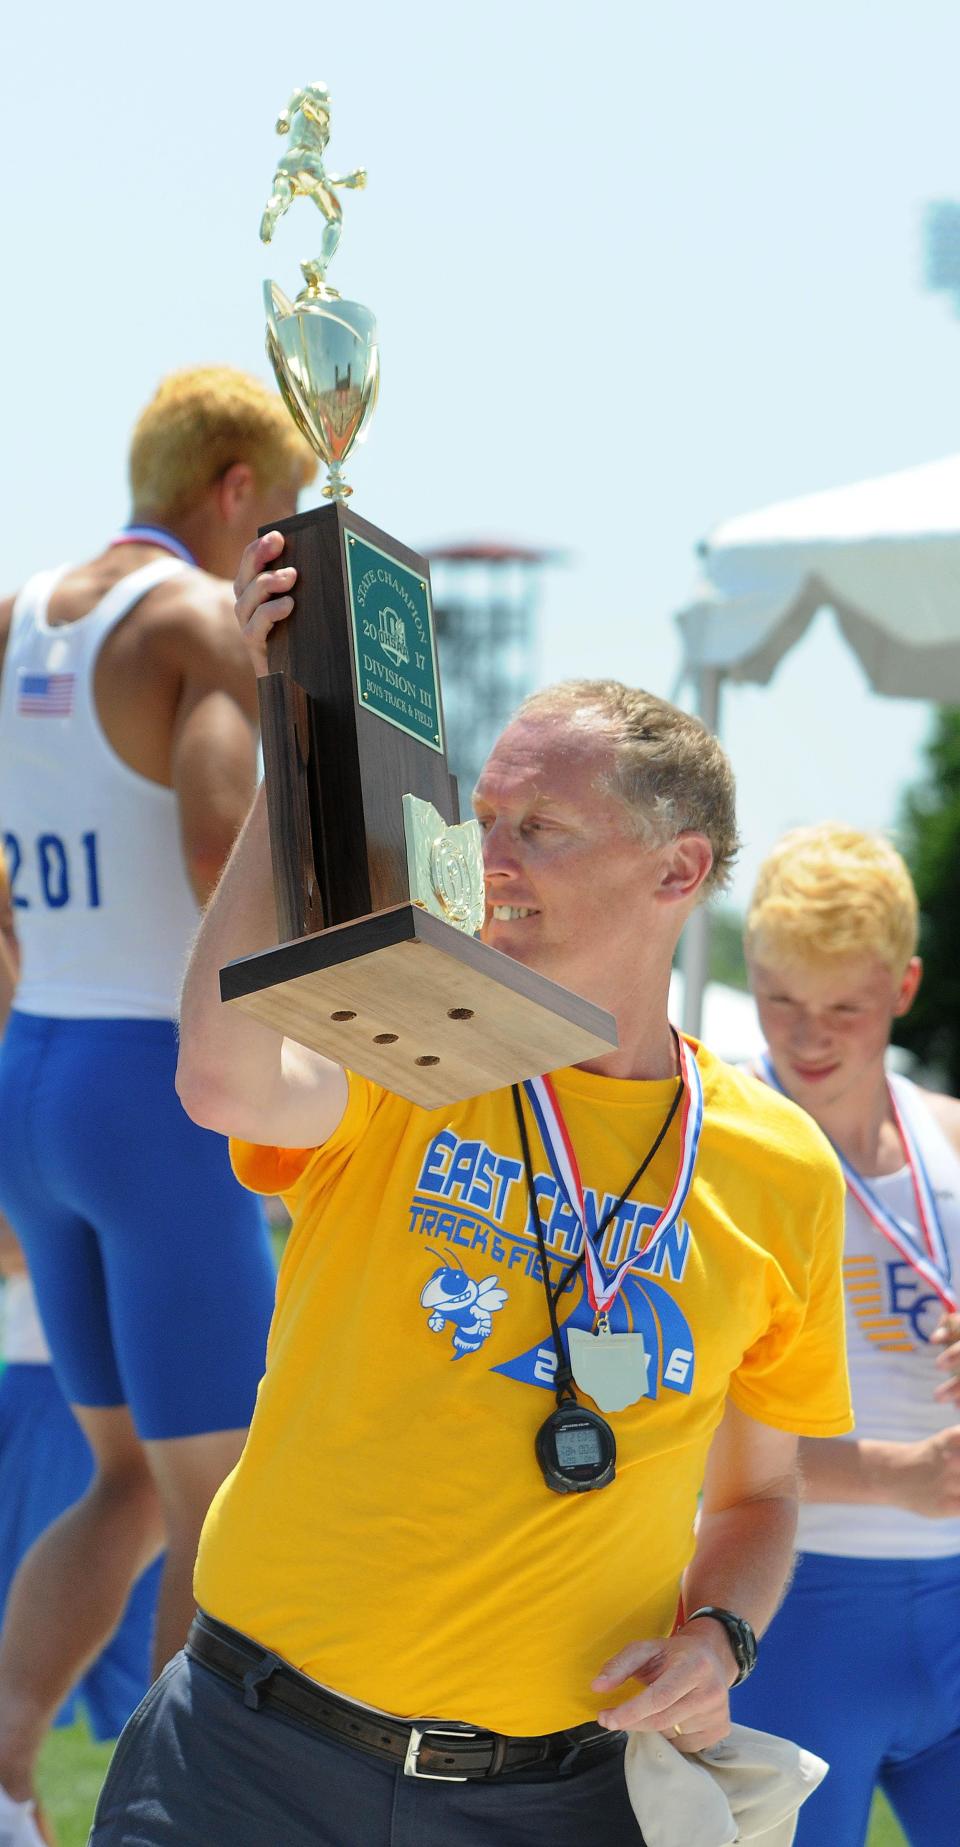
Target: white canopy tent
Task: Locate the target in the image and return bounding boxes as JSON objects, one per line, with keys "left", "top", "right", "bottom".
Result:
{"left": 673, "top": 452, "right": 960, "bottom": 1035}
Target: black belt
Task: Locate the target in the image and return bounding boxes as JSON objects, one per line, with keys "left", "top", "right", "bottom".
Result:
{"left": 187, "top": 1611, "right": 622, "bottom": 1783}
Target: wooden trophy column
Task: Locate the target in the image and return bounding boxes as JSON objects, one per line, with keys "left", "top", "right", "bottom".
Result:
{"left": 220, "top": 502, "right": 617, "bottom": 1106}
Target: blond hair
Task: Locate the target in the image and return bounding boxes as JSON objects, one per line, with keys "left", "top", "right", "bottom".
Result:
{"left": 129, "top": 366, "right": 316, "bottom": 522}
{"left": 515, "top": 680, "right": 738, "bottom": 893}
{"left": 746, "top": 823, "right": 918, "bottom": 973}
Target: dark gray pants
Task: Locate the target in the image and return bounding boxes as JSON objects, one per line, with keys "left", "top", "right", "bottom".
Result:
{"left": 88, "top": 1652, "right": 644, "bottom": 1846}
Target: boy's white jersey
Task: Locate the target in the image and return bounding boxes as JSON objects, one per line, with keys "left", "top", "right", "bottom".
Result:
{"left": 0, "top": 561, "right": 200, "bottom": 1019}
{"left": 798, "top": 1073, "right": 960, "bottom": 1560}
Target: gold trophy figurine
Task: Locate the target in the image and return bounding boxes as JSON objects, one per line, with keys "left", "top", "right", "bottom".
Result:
{"left": 260, "top": 82, "right": 379, "bottom": 503}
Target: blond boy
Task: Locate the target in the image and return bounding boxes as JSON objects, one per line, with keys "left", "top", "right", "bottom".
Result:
{"left": 736, "top": 823, "right": 960, "bottom": 1847}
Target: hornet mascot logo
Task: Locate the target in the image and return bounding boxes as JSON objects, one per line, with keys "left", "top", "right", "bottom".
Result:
{"left": 420, "top": 1257, "right": 508, "bottom": 1358}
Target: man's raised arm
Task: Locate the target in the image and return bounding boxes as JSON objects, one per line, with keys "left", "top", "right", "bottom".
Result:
{"left": 176, "top": 532, "right": 348, "bottom": 1149}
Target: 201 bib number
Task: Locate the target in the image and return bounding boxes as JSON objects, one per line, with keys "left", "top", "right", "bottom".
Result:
{"left": 2, "top": 830, "right": 101, "bottom": 910}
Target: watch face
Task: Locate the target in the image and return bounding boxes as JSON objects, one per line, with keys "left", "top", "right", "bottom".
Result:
{"left": 536, "top": 1404, "right": 616, "bottom": 1494}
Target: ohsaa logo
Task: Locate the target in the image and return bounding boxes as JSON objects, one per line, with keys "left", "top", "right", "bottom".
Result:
{"left": 378, "top": 606, "right": 408, "bottom": 667}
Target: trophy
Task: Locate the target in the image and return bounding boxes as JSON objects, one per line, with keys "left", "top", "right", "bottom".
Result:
{"left": 220, "top": 83, "right": 617, "bottom": 1105}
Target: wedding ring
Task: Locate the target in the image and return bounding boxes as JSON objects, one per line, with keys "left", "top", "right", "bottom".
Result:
{"left": 673, "top": 1723, "right": 683, "bottom": 1737}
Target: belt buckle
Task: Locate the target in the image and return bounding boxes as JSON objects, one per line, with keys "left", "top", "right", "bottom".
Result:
{"left": 403, "top": 1724, "right": 476, "bottom": 1781}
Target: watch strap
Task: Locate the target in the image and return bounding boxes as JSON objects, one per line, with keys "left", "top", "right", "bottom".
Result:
{"left": 684, "top": 1604, "right": 757, "bottom": 1686}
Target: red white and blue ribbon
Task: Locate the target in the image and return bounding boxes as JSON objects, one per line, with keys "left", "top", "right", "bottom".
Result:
{"left": 109, "top": 524, "right": 197, "bottom": 567}
{"left": 522, "top": 1035, "right": 704, "bottom": 1317}
{"left": 758, "top": 1053, "right": 958, "bottom": 1314}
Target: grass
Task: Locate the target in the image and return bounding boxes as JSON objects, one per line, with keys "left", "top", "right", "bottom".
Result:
{"left": 870, "top": 1795, "right": 908, "bottom": 1845}
{"left": 36, "top": 1723, "right": 112, "bottom": 1845}
{"left": 37, "top": 1719, "right": 908, "bottom": 1845}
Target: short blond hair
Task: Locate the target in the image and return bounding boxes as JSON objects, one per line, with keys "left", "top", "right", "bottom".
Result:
{"left": 515, "top": 680, "right": 739, "bottom": 892}
{"left": 129, "top": 366, "right": 316, "bottom": 522}
{"left": 746, "top": 823, "right": 918, "bottom": 973}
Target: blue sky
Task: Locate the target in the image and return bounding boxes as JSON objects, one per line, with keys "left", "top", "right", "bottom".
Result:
{"left": 4, "top": 1, "right": 958, "bottom": 906}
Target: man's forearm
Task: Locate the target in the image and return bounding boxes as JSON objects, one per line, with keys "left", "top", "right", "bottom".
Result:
{"left": 682, "top": 1492, "right": 797, "bottom": 1660}
{"left": 178, "top": 784, "right": 286, "bottom": 1119}
{"left": 177, "top": 781, "right": 349, "bottom": 1147}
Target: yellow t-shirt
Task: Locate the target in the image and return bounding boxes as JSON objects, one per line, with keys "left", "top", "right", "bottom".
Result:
{"left": 195, "top": 1042, "right": 852, "bottom": 1735}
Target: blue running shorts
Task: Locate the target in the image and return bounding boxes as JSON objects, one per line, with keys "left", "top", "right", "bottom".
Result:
{"left": 733, "top": 1548, "right": 960, "bottom": 1847}
{"left": 0, "top": 1012, "right": 276, "bottom": 1440}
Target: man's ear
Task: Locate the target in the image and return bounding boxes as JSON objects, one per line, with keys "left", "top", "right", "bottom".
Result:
{"left": 893, "top": 955, "right": 922, "bottom": 1019}
{"left": 217, "top": 462, "right": 256, "bottom": 526}
{"left": 657, "top": 833, "right": 714, "bottom": 906}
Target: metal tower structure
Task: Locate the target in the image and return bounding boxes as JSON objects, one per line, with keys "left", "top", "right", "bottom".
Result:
{"left": 923, "top": 201, "right": 960, "bottom": 313}
{"left": 428, "top": 542, "right": 553, "bottom": 810}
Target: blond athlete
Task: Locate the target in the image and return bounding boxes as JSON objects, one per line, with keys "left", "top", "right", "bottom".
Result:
{"left": 89, "top": 545, "right": 850, "bottom": 1847}
{"left": 0, "top": 372, "right": 314, "bottom": 1843}
{"left": 735, "top": 825, "right": 960, "bottom": 1847}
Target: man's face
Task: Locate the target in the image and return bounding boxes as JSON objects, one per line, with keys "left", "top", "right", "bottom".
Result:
{"left": 472, "top": 714, "right": 667, "bottom": 998}
{"left": 748, "top": 947, "right": 921, "bottom": 1113}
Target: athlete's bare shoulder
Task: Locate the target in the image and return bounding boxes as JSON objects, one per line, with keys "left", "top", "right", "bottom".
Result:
{"left": 124, "top": 567, "right": 258, "bottom": 722}
{"left": 918, "top": 1086, "right": 960, "bottom": 1159}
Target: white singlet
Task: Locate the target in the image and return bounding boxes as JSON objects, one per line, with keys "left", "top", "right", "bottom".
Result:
{"left": 0, "top": 561, "right": 200, "bottom": 1019}
{"left": 798, "top": 1073, "right": 960, "bottom": 1560}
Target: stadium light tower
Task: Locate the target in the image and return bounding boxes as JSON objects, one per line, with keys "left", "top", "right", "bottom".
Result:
{"left": 923, "top": 201, "right": 960, "bottom": 313}
{"left": 427, "top": 541, "right": 556, "bottom": 810}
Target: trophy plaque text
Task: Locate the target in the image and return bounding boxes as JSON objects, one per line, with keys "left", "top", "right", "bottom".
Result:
{"left": 220, "top": 84, "right": 617, "bottom": 1105}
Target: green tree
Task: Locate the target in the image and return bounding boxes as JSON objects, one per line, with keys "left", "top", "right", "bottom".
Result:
{"left": 893, "top": 708, "right": 960, "bottom": 1088}
{"left": 707, "top": 908, "right": 748, "bottom": 992}
{"left": 673, "top": 909, "right": 748, "bottom": 991}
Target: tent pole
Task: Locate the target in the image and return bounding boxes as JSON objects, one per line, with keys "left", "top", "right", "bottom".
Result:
{"left": 680, "top": 668, "right": 723, "bottom": 1039}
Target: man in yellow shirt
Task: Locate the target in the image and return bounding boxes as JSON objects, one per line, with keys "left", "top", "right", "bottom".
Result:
{"left": 91, "top": 532, "right": 852, "bottom": 1847}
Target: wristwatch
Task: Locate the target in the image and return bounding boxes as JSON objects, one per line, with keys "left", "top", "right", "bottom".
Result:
{"left": 684, "top": 1606, "right": 758, "bottom": 1686}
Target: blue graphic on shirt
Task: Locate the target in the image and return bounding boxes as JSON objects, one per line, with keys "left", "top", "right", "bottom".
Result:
{"left": 420, "top": 1262, "right": 509, "bottom": 1358}
{"left": 492, "top": 1267, "right": 695, "bottom": 1399}
{"left": 411, "top": 1131, "right": 697, "bottom": 1392}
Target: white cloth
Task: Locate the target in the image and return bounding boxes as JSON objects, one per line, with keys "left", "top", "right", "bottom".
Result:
{"left": 797, "top": 1073, "right": 960, "bottom": 1559}
{"left": 0, "top": 559, "right": 200, "bottom": 1018}
{"left": 0, "top": 1275, "right": 50, "bottom": 1365}
{"left": 624, "top": 1722, "right": 828, "bottom": 1847}
{"left": 0, "top": 1779, "right": 47, "bottom": 1847}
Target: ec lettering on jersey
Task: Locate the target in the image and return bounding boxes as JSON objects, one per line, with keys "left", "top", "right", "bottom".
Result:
{"left": 410, "top": 1129, "right": 697, "bottom": 1397}
{"left": 844, "top": 1253, "right": 944, "bottom": 1350}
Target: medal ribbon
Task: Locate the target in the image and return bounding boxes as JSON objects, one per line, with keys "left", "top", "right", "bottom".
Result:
{"left": 758, "top": 1053, "right": 958, "bottom": 1313}
{"left": 109, "top": 524, "right": 197, "bottom": 567}
{"left": 522, "top": 1035, "right": 704, "bottom": 1318}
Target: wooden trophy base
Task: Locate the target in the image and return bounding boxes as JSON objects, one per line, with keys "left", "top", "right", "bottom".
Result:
{"left": 221, "top": 905, "right": 618, "bottom": 1108}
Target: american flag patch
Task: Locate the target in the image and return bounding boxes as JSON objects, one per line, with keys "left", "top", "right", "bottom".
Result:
{"left": 17, "top": 672, "right": 76, "bottom": 717}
